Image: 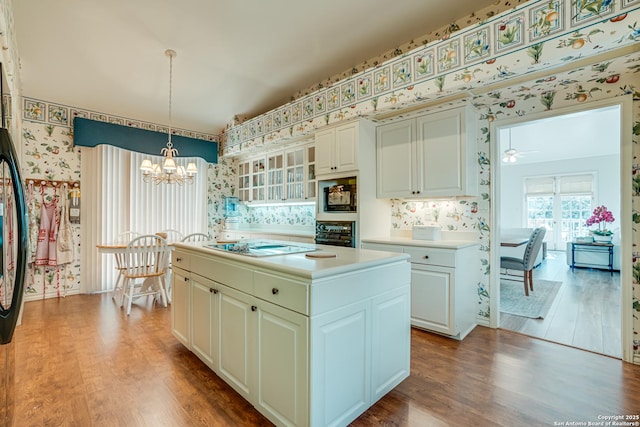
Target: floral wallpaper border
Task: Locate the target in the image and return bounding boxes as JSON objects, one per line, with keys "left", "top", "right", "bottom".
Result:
{"left": 22, "top": 96, "right": 222, "bottom": 143}
{"left": 221, "top": 0, "right": 640, "bottom": 155}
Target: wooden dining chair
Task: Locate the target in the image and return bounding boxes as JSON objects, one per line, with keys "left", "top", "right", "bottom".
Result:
{"left": 161, "top": 229, "right": 183, "bottom": 243}
{"left": 112, "top": 231, "right": 141, "bottom": 301}
{"left": 181, "top": 232, "right": 210, "bottom": 243}
{"left": 500, "top": 227, "right": 547, "bottom": 296}
{"left": 120, "top": 234, "right": 171, "bottom": 315}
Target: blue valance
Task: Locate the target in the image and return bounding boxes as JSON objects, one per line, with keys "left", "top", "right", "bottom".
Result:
{"left": 73, "top": 117, "right": 218, "bottom": 163}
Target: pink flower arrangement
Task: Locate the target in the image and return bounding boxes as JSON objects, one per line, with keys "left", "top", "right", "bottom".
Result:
{"left": 585, "top": 205, "right": 615, "bottom": 236}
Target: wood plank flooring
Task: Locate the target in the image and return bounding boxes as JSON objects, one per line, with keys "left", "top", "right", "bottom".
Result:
{"left": 500, "top": 250, "right": 621, "bottom": 358}
{"left": 10, "top": 293, "right": 640, "bottom": 426}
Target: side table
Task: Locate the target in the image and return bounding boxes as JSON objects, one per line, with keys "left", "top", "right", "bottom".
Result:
{"left": 570, "top": 241, "right": 614, "bottom": 276}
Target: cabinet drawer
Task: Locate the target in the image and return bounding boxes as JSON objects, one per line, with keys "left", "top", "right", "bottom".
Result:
{"left": 172, "top": 250, "right": 191, "bottom": 270}
{"left": 404, "top": 247, "right": 455, "bottom": 267}
{"left": 361, "top": 242, "right": 403, "bottom": 253}
{"left": 254, "top": 271, "right": 309, "bottom": 315}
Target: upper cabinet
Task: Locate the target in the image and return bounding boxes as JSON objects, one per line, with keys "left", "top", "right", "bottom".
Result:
{"left": 376, "top": 106, "right": 477, "bottom": 199}
{"left": 315, "top": 121, "right": 359, "bottom": 175}
{"left": 237, "top": 140, "right": 316, "bottom": 204}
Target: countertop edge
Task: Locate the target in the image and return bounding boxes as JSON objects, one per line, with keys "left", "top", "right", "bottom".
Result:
{"left": 362, "top": 237, "right": 479, "bottom": 249}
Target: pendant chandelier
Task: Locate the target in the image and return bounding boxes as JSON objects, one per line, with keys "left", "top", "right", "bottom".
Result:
{"left": 140, "top": 49, "right": 197, "bottom": 185}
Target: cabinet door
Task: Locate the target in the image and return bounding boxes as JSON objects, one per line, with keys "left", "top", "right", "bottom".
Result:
{"left": 171, "top": 268, "right": 191, "bottom": 348}
{"left": 267, "top": 152, "right": 284, "bottom": 202}
{"left": 237, "top": 160, "right": 251, "bottom": 202}
{"left": 255, "top": 301, "right": 309, "bottom": 426}
{"left": 376, "top": 119, "right": 415, "bottom": 198}
{"left": 285, "top": 147, "right": 305, "bottom": 201}
{"left": 310, "top": 300, "right": 370, "bottom": 427}
{"left": 371, "top": 286, "right": 410, "bottom": 402}
{"left": 251, "top": 157, "right": 266, "bottom": 202}
{"left": 416, "top": 109, "right": 465, "bottom": 197}
{"left": 190, "top": 276, "right": 219, "bottom": 370}
{"left": 218, "top": 284, "right": 255, "bottom": 401}
{"left": 306, "top": 145, "right": 316, "bottom": 199}
{"left": 315, "top": 128, "right": 335, "bottom": 175}
{"left": 335, "top": 122, "right": 358, "bottom": 172}
{"left": 410, "top": 265, "right": 453, "bottom": 336}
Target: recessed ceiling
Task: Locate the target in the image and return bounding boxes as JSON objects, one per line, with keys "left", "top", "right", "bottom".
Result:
{"left": 13, "top": 0, "right": 495, "bottom": 134}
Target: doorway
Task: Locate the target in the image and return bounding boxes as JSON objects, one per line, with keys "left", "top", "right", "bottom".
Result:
{"left": 491, "top": 98, "right": 632, "bottom": 361}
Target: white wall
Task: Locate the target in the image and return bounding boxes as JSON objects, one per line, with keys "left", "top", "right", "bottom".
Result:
{"left": 500, "top": 154, "right": 620, "bottom": 230}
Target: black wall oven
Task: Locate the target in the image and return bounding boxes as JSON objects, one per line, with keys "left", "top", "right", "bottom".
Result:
{"left": 315, "top": 221, "right": 356, "bottom": 248}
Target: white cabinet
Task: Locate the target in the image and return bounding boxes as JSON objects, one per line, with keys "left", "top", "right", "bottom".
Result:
{"left": 315, "top": 121, "right": 358, "bottom": 175}
{"left": 218, "top": 282, "right": 255, "bottom": 400}
{"left": 238, "top": 141, "right": 316, "bottom": 204}
{"left": 190, "top": 275, "right": 219, "bottom": 370}
{"left": 238, "top": 159, "right": 251, "bottom": 202}
{"left": 361, "top": 241, "right": 478, "bottom": 340}
{"left": 267, "top": 152, "right": 285, "bottom": 202}
{"left": 376, "top": 106, "right": 477, "bottom": 198}
{"left": 171, "top": 266, "right": 191, "bottom": 348}
{"left": 171, "top": 245, "right": 410, "bottom": 427}
{"left": 255, "top": 298, "right": 309, "bottom": 426}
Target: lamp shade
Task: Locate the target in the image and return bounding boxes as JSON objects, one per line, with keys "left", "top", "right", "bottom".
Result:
{"left": 163, "top": 157, "right": 177, "bottom": 172}
{"left": 186, "top": 162, "right": 198, "bottom": 174}
{"left": 140, "top": 159, "right": 154, "bottom": 172}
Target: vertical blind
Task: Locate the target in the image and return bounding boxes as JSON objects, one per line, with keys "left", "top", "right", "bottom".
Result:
{"left": 81, "top": 146, "right": 207, "bottom": 293}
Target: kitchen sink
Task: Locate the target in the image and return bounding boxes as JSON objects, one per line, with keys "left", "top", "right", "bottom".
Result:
{"left": 205, "top": 240, "right": 316, "bottom": 257}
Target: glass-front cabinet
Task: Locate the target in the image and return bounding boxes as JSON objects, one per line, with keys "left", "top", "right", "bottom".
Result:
{"left": 237, "top": 160, "right": 251, "bottom": 202}
{"left": 267, "top": 152, "right": 284, "bottom": 202}
{"left": 251, "top": 158, "right": 266, "bottom": 202}
{"left": 306, "top": 145, "right": 316, "bottom": 200}
{"left": 285, "top": 147, "right": 305, "bottom": 201}
{"left": 236, "top": 140, "right": 315, "bottom": 204}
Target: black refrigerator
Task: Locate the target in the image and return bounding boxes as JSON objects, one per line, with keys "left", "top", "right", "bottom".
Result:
{"left": 0, "top": 65, "right": 29, "bottom": 427}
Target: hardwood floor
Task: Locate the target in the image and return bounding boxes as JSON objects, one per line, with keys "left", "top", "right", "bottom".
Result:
{"left": 10, "top": 294, "right": 640, "bottom": 426}
{"left": 500, "top": 250, "right": 621, "bottom": 358}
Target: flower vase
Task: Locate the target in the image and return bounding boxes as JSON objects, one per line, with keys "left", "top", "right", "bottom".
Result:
{"left": 593, "top": 234, "right": 612, "bottom": 243}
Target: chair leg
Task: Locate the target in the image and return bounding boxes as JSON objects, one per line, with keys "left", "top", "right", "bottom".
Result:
{"left": 159, "top": 276, "right": 168, "bottom": 308}
{"left": 112, "top": 271, "right": 122, "bottom": 301}
{"left": 529, "top": 270, "right": 534, "bottom": 292}
{"left": 126, "top": 278, "right": 135, "bottom": 316}
{"left": 523, "top": 272, "right": 529, "bottom": 296}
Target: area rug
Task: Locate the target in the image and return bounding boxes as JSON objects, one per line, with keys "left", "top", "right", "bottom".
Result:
{"left": 500, "top": 279, "right": 562, "bottom": 319}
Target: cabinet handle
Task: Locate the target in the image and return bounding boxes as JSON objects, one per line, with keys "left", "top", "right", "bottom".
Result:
{"left": 251, "top": 305, "right": 257, "bottom": 312}
{"left": 184, "top": 277, "right": 189, "bottom": 282}
{"left": 416, "top": 191, "right": 420, "bottom": 194}
{"left": 272, "top": 288, "right": 279, "bottom": 295}
{"left": 213, "top": 289, "right": 219, "bottom": 294}
{"left": 176, "top": 257, "right": 182, "bottom": 262}
{"left": 423, "top": 255, "right": 429, "bottom": 259}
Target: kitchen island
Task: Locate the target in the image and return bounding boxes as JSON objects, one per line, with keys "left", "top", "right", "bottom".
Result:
{"left": 171, "top": 240, "right": 411, "bottom": 427}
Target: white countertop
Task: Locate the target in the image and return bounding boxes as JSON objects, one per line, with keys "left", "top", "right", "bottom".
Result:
{"left": 174, "top": 240, "right": 409, "bottom": 280}
{"left": 362, "top": 236, "right": 479, "bottom": 249}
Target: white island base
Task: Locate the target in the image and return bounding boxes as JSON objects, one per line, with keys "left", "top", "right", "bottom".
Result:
{"left": 171, "top": 242, "right": 411, "bottom": 427}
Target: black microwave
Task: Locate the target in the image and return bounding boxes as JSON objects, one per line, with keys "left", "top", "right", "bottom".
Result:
{"left": 324, "top": 184, "right": 356, "bottom": 212}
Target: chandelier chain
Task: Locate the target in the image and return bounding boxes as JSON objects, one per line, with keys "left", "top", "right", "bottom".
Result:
{"left": 140, "top": 48, "right": 197, "bottom": 185}
{"left": 167, "top": 49, "right": 174, "bottom": 148}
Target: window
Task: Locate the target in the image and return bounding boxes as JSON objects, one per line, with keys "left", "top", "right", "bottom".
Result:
{"left": 81, "top": 145, "right": 208, "bottom": 293}
{"left": 525, "top": 174, "right": 594, "bottom": 250}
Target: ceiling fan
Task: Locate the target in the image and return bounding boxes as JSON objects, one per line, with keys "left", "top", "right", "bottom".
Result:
{"left": 502, "top": 128, "right": 537, "bottom": 163}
